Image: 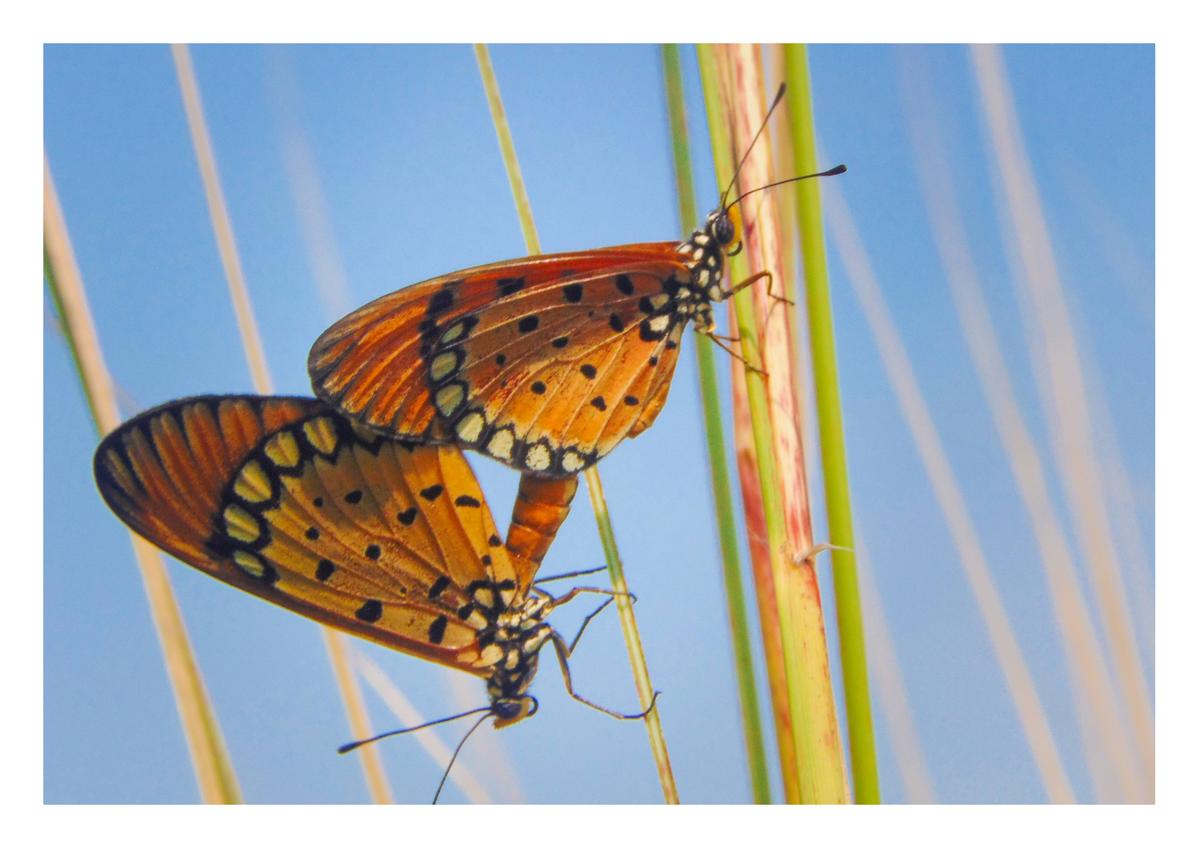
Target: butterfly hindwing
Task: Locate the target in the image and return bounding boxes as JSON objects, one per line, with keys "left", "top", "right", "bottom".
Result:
{"left": 94, "top": 395, "right": 530, "bottom": 675}
{"left": 309, "top": 244, "right": 690, "bottom": 475}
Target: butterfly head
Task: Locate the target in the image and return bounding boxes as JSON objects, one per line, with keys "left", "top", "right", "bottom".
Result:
{"left": 709, "top": 203, "right": 742, "bottom": 253}
{"left": 491, "top": 694, "right": 539, "bottom": 729}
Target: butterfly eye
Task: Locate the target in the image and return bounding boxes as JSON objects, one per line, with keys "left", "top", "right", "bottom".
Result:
{"left": 713, "top": 212, "right": 736, "bottom": 245}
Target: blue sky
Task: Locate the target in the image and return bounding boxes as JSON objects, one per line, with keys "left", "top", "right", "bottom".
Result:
{"left": 44, "top": 44, "right": 1153, "bottom": 803}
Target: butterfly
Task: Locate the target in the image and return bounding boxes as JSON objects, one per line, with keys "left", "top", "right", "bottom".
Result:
{"left": 93, "top": 394, "right": 638, "bottom": 757}
{"left": 308, "top": 85, "right": 844, "bottom": 478}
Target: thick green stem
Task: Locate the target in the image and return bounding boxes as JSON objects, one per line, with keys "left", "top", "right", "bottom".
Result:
{"left": 783, "top": 44, "right": 880, "bottom": 803}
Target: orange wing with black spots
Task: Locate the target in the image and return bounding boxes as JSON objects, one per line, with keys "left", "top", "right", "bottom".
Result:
{"left": 93, "top": 395, "right": 536, "bottom": 677}
{"left": 308, "top": 244, "right": 701, "bottom": 477}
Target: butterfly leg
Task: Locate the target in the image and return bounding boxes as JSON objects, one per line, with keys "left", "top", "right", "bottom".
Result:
{"left": 533, "top": 565, "right": 608, "bottom": 585}
{"left": 763, "top": 273, "right": 796, "bottom": 324}
{"left": 718, "top": 269, "right": 772, "bottom": 301}
{"left": 548, "top": 632, "right": 660, "bottom": 721}
{"left": 548, "top": 585, "right": 637, "bottom": 607}
{"left": 704, "top": 331, "right": 767, "bottom": 377}
{"left": 565, "top": 596, "right": 615, "bottom": 654}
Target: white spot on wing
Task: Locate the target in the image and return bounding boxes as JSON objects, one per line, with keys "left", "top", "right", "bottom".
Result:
{"left": 525, "top": 443, "right": 552, "bottom": 471}
{"left": 430, "top": 351, "right": 458, "bottom": 381}
{"left": 487, "top": 428, "right": 514, "bottom": 460}
{"left": 561, "top": 450, "right": 585, "bottom": 472}
{"left": 455, "top": 411, "right": 486, "bottom": 443}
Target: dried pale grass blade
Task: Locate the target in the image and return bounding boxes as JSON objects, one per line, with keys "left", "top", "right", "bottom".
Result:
{"left": 970, "top": 45, "right": 1153, "bottom": 786}
{"left": 765, "top": 45, "right": 815, "bottom": 458}
{"left": 898, "top": 49, "right": 1146, "bottom": 801}
{"left": 267, "top": 51, "right": 355, "bottom": 319}
{"left": 45, "top": 158, "right": 242, "bottom": 804}
{"left": 856, "top": 546, "right": 938, "bottom": 803}
{"left": 172, "top": 43, "right": 392, "bottom": 803}
{"left": 696, "top": 45, "right": 800, "bottom": 802}
{"left": 323, "top": 633, "right": 394, "bottom": 803}
{"left": 473, "top": 42, "right": 678, "bottom": 804}
{"left": 171, "top": 44, "right": 271, "bottom": 396}
{"left": 355, "top": 652, "right": 493, "bottom": 803}
{"left": 825, "top": 183, "right": 1076, "bottom": 803}
{"left": 711, "top": 44, "right": 847, "bottom": 803}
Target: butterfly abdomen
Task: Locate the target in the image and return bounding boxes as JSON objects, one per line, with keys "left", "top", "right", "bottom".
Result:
{"left": 505, "top": 474, "right": 580, "bottom": 568}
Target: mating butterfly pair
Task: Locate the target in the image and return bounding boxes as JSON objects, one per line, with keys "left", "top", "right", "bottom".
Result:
{"left": 93, "top": 80, "right": 844, "bottom": 798}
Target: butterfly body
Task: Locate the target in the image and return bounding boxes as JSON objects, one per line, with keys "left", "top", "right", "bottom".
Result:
{"left": 308, "top": 208, "right": 739, "bottom": 478}
{"left": 93, "top": 395, "right": 588, "bottom": 729}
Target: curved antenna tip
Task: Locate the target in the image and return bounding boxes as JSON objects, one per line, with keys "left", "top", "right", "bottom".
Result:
{"left": 827, "top": 163, "right": 847, "bottom": 175}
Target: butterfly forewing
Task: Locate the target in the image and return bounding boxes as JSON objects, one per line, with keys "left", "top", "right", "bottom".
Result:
{"left": 308, "top": 244, "right": 690, "bottom": 476}
{"left": 94, "top": 395, "right": 531, "bottom": 675}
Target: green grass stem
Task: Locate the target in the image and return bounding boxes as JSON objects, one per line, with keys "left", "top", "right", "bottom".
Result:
{"left": 782, "top": 45, "right": 880, "bottom": 803}
{"left": 661, "top": 43, "right": 771, "bottom": 805}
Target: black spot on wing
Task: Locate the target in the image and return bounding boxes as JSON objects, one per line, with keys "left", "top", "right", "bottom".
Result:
{"left": 428, "top": 288, "right": 454, "bottom": 315}
{"left": 498, "top": 277, "right": 525, "bottom": 296}
{"left": 356, "top": 600, "right": 383, "bottom": 623}
{"left": 428, "top": 575, "right": 450, "bottom": 599}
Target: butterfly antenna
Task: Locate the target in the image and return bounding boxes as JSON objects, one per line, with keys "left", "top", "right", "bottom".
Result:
{"left": 432, "top": 711, "right": 492, "bottom": 804}
{"left": 726, "top": 164, "right": 847, "bottom": 211}
{"left": 336, "top": 705, "right": 494, "bottom": 754}
{"left": 720, "top": 83, "right": 790, "bottom": 210}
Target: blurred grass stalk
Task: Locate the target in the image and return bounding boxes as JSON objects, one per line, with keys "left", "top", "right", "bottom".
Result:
{"left": 857, "top": 546, "right": 938, "bottom": 802}
{"left": 172, "top": 44, "right": 394, "bottom": 804}
{"left": 44, "top": 158, "right": 243, "bottom": 804}
{"left": 823, "top": 181, "right": 1077, "bottom": 803}
{"left": 898, "top": 48, "right": 1145, "bottom": 801}
{"left": 970, "top": 45, "right": 1154, "bottom": 793}
{"left": 782, "top": 44, "right": 880, "bottom": 804}
{"left": 474, "top": 43, "right": 679, "bottom": 804}
{"left": 699, "top": 44, "right": 849, "bottom": 803}
{"left": 661, "top": 44, "right": 772, "bottom": 804}
{"left": 354, "top": 651, "right": 493, "bottom": 803}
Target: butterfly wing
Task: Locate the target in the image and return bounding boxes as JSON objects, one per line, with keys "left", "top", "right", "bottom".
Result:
{"left": 94, "top": 395, "right": 531, "bottom": 676}
{"left": 308, "top": 244, "right": 691, "bottom": 476}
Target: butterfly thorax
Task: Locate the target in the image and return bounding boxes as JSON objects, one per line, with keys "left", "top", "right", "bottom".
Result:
{"left": 672, "top": 209, "right": 736, "bottom": 334}
{"left": 483, "top": 593, "right": 554, "bottom": 727}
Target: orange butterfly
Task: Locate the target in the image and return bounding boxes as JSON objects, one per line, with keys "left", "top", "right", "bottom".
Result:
{"left": 93, "top": 395, "right": 640, "bottom": 746}
{"left": 308, "top": 88, "right": 843, "bottom": 477}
